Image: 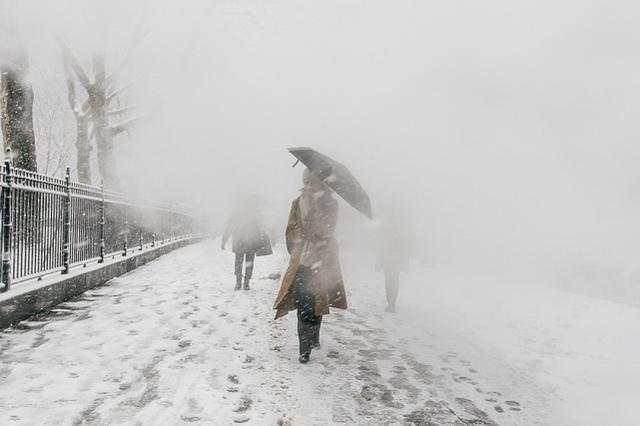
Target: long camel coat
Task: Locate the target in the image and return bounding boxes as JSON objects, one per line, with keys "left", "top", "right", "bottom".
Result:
{"left": 273, "top": 194, "right": 347, "bottom": 319}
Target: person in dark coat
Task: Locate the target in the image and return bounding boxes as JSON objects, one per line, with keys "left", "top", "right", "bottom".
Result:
{"left": 221, "top": 199, "right": 271, "bottom": 290}
{"left": 376, "top": 215, "right": 413, "bottom": 312}
{"left": 273, "top": 169, "right": 347, "bottom": 364}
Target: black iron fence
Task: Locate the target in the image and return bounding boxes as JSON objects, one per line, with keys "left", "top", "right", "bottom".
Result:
{"left": 0, "top": 151, "right": 198, "bottom": 291}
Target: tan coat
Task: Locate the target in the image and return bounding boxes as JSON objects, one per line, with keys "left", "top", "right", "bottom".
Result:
{"left": 273, "top": 195, "right": 347, "bottom": 319}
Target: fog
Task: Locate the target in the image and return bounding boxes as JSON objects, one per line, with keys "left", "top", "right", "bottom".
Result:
{"left": 4, "top": 2, "right": 640, "bottom": 424}
{"left": 4, "top": 0, "right": 640, "bottom": 296}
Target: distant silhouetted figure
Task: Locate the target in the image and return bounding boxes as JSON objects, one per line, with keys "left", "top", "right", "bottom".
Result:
{"left": 221, "top": 198, "right": 272, "bottom": 290}
{"left": 376, "top": 217, "right": 413, "bottom": 312}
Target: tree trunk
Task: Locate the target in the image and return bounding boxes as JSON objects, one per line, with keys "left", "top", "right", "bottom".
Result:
{"left": 76, "top": 115, "right": 91, "bottom": 183}
{"left": 63, "top": 54, "right": 92, "bottom": 184}
{"left": 0, "top": 50, "right": 37, "bottom": 171}
{"left": 91, "top": 54, "right": 118, "bottom": 188}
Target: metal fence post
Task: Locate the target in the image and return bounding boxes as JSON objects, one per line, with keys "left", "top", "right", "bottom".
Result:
{"left": 62, "top": 167, "right": 71, "bottom": 274}
{"left": 99, "top": 179, "right": 105, "bottom": 263}
{"left": 123, "top": 202, "right": 128, "bottom": 256}
{"left": 1, "top": 149, "right": 13, "bottom": 292}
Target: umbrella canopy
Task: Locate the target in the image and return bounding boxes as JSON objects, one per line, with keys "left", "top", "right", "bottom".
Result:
{"left": 288, "top": 147, "right": 372, "bottom": 219}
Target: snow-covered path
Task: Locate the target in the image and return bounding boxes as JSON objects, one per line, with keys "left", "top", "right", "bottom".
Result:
{"left": 0, "top": 240, "right": 635, "bottom": 425}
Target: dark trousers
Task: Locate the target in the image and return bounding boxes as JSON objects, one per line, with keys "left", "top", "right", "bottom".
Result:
{"left": 384, "top": 268, "right": 400, "bottom": 308}
{"left": 294, "top": 266, "right": 322, "bottom": 355}
{"left": 235, "top": 252, "right": 255, "bottom": 282}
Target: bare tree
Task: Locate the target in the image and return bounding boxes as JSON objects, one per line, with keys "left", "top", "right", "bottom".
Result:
{"left": 0, "top": 48, "right": 37, "bottom": 171}
{"left": 62, "top": 54, "right": 91, "bottom": 183}
{"left": 59, "top": 41, "right": 140, "bottom": 187}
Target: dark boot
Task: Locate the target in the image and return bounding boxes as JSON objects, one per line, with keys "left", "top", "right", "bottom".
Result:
{"left": 235, "top": 275, "right": 242, "bottom": 291}
{"left": 243, "top": 276, "right": 251, "bottom": 290}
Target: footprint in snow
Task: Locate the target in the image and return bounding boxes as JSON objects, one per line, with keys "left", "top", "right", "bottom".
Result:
{"left": 234, "top": 396, "right": 253, "bottom": 413}
{"left": 505, "top": 400, "right": 522, "bottom": 411}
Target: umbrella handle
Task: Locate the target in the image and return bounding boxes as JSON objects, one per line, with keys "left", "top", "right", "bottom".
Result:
{"left": 292, "top": 159, "right": 300, "bottom": 168}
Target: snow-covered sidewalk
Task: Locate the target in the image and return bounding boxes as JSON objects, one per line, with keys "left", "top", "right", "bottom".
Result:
{"left": 0, "top": 240, "right": 636, "bottom": 425}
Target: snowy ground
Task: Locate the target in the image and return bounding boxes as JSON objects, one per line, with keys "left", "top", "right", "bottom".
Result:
{"left": 0, "top": 240, "right": 637, "bottom": 425}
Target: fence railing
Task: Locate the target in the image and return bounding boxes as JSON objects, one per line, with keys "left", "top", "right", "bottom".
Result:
{"left": 0, "top": 149, "right": 198, "bottom": 291}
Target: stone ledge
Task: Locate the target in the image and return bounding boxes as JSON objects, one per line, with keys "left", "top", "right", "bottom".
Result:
{"left": 0, "top": 238, "right": 200, "bottom": 330}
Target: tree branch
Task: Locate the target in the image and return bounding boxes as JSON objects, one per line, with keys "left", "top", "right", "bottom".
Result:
{"left": 79, "top": 97, "right": 92, "bottom": 117}
{"left": 108, "top": 104, "right": 137, "bottom": 116}
{"left": 110, "top": 115, "right": 142, "bottom": 136}
{"left": 106, "top": 81, "right": 135, "bottom": 104}
{"left": 57, "top": 38, "right": 93, "bottom": 92}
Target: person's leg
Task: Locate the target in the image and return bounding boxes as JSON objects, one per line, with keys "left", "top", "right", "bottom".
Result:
{"left": 311, "top": 315, "right": 322, "bottom": 348}
{"left": 243, "top": 252, "right": 255, "bottom": 290}
{"left": 295, "top": 266, "right": 319, "bottom": 362}
{"left": 384, "top": 268, "right": 400, "bottom": 312}
{"left": 297, "top": 309, "right": 312, "bottom": 359}
{"left": 296, "top": 281, "right": 314, "bottom": 355}
{"left": 234, "top": 252, "right": 243, "bottom": 290}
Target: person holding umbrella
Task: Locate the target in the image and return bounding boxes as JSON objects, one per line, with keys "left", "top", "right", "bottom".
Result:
{"left": 274, "top": 148, "right": 371, "bottom": 364}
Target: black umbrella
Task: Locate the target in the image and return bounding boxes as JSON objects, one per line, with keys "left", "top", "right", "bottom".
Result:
{"left": 288, "top": 147, "right": 372, "bottom": 219}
